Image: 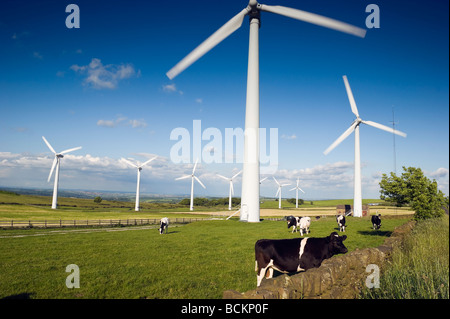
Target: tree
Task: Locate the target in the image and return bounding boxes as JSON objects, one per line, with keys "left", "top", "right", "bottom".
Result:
{"left": 93, "top": 196, "right": 102, "bottom": 204}
{"left": 379, "top": 166, "right": 446, "bottom": 220}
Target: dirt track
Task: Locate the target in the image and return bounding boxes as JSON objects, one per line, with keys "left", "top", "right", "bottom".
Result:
{"left": 186, "top": 207, "right": 415, "bottom": 218}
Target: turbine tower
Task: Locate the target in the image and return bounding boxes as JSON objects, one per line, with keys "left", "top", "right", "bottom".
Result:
{"left": 273, "top": 177, "right": 290, "bottom": 209}
{"left": 42, "top": 136, "right": 82, "bottom": 209}
{"left": 123, "top": 156, "right": 157, "bottom": 211}
{"left": 166, "top": 0, "right": 366, "bottom": 222}
{"left": 176, "top": 158, "right": 206, "bottom": 211}
{"left": 323, "top": 75, "right": 407, "bottom": 217}
{"left": 289, "top": 178, "right": 305, "bottom": 208}
{"left": 217, "top": 170, "right": 242, "bottom": 210}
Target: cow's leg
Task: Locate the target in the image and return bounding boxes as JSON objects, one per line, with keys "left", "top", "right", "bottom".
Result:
{"left": 256, "top": 260, "right": 274, "bottom": 287}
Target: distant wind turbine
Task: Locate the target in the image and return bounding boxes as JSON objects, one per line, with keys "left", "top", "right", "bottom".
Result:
{"left": 323, "top": 75, "right": 407, "bottom": 217}
{"left": 166, "top": 0, "right": 366, "bottom": 222}
{"left": 273, "top": 177, "right": 291, "bottom": 209}
{"left": 42, "top": 136, "right": 82, "bottom": 209}
{"left": 176, "top": 158, "right": 206, "bottom": 211}
{"left": 123, "top": 156, "right": 157, "bottom": 211}
{"left": 217, "top": 170, "right": 242, "bottom": 210}
{"left": 289, "top": 178, "right": 305, "bottom": 208}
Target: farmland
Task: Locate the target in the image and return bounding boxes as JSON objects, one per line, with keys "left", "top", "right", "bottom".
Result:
{"left": 0, "top": 192, "right": 414, "bottom": 299}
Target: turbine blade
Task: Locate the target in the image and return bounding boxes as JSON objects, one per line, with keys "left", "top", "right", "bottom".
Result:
{"left": 260, "top": 4, "right": 366, "bottom": 38}
{"left": 60, "top": 146, "right": 82, "bottom": 154}
{"left": 343, "top": 75, "right": 359, "bottom": 117}
{"left": 232, "top": 170, "right": 242, "bottom": 180}
{"left": 123, "top": 158, "right": 138, "bottom": 168}
{"left": 42, "top": 136, "right": 56, "bottom": 154}
{"left": 299, "top": 187, "right": 305, "bottom": 194}
{"left": 48, "top": 157, "right": 57, "bottom": 182}
{"left": 362, "top": 120, "right": 407, "bottom": 137}
{"left": 175, "top": 175, "right": 191, "bottom": 181}
{"left": 323, "top": 122, "right": 357, "bottom": 155}
{"left": 141, "top": 156, "right": 157, "bottom": 168}
{"left": 289, "top": 187, "right": 296, "bottom": 191}
{"left": 281, "top": 183, "right": 291, "bottom": 187}
{"left": 194, "top": 176, "right": 206, "bottom": 189}
{"left": 260, "top": 176, "right": 268, "bottom": 183}
{"left": 192, "top": 158, "right": 199, "bottom": 175}
{"left": 217, "top": 174, "right": 229, "bottom": 181}
{"left": 273, "top": 176, "right": 280, "bottom": 186}
{"left": 166, "top": 7, "right": 249, "bottom": 80}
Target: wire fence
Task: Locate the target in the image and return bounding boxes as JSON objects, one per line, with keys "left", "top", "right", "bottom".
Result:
{"left": 0, "top": 217, "right": 210, "bottom": 229}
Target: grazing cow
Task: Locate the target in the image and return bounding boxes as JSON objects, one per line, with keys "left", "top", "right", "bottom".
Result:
{"left": 255, "top": 232, "right": 348, "bottom": 287}
{"left": 287, "top": 216, "right": 311, "bottom": 235}
{"left": 298, "top": 217, "right": 311, "bottom": 236}
{"left": 159, "top": 217, "right": 169, "bottom": 234}
{"left": 371, "top": 214, "right": 381, "bottom": 229}
{"left": 287, "top": 216, "right": 300, "bottom": 233}
{"left": 336, "top": 215, "right": 346, "bottom": 232}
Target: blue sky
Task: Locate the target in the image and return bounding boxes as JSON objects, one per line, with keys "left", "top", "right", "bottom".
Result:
{"left": 0, "top": 0, "right": 448, "bottom": 199}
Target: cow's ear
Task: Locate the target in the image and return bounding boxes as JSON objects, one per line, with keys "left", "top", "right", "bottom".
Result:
{"left": 342, "top": 235, "right": 347, "bottom": 241}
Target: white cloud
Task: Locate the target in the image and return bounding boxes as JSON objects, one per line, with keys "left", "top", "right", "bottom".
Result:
{"left": 162, "top": 83, "right": 183, "bottom": 95}
{"left": 195, "top": 98, "right": 203, "bottom": 104}
{"left": 70, "top": 58, "right": 139, "bottom": 90}
{"left": 33, "top": 51, "right": 43, "bottom": 60}
{"left": 281, "top": 134, "right": 297, "bottom": 140}
{"left": 97, "top": 116, "right": 147, "bottom": 129}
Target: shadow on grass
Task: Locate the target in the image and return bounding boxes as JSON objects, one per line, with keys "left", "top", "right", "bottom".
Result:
{"left": 357, "top": 230, "right": 392, "bottom": 237}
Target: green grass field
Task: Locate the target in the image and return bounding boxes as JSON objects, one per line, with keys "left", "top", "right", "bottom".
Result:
{"left": 0, "top": 215, "right": 411, "bottom": 299}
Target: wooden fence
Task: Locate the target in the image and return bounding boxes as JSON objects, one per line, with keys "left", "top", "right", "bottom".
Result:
{"left": 0, "top": 217, "right": 208, "bottom": 229}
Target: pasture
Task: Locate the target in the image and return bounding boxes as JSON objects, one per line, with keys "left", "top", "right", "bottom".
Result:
{"left": 0, "top": 215, "right": 411, "bottom": 299}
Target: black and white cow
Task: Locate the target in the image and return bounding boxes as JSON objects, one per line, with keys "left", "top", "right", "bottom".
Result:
{"left": 255, "top": 232, "right": 348, "bottom": 287}
{"left": 287, "top": 216, "right": 311, "bottom": 236}
{"left": 287, "top": 216, "right": 300, "bottom": 233}
{"left": 371, "top": 214, "right": 381, "bottom": 229}
{"left": 336, "top": 215, "right": 346, "bottom": 232}
{"left": 159, "top": 217, "right": 169, "bottom": 234}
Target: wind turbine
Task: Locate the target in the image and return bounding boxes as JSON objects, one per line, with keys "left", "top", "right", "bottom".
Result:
{"left": 323, "top": 75, "right": 407, "bottom": 217}
{"left": 273, "top": 177, "right": 291, "bottom": 209}
{"left": 289, "top": 178, "right": 305, "bottom": 208}
{"left": 42, "top": 136, "right": 82, "bottom": 209}
{"left": 217, "top": 170, "right": 242, "bottom": 210}
{"left": 122, "top": 156, "right": 157, "bottom": 211}
{"left": 166, "top": 0, "right": 366, "bottom": 222}
{"left": 176, "top": 158, "right": 206, "bottom": 211}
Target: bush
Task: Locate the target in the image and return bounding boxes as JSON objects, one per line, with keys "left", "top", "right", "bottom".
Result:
{"left": 93, "top": 196, "right": 102, "bottom": 204}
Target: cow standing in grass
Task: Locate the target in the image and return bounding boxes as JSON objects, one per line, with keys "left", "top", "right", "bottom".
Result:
{"left": 255, "top": 232, "right": 348, "bottom": 287}
{"left": 159, "top": 217, "right": 169, "bottom": 234}
{"left": 287, "top": 216, "right": 311, "bottom": 236}
{"left": 371, "top": 214, "right": 381, "bottom": 229}
{"left": 336, "top": 215, "right": 346, "bottom": 232}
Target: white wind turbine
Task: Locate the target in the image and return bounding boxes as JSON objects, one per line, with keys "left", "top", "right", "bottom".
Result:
{"left": 166, "top": 0, "right": 366, "bottom": 222}
{"left": 122, "top": 156, "right": 157, "bottom": 211}
{"left": 176, "top": 158, "right": 206, "bottom": 211}
{"left": 323, "top": 75, "right": 407, "bottom": 217}
{"left": 289, "top": 178, "right": 305, "bottom": 208}
{"left": 42, "top": 136, "right": 82, "bottom": 209}
{"left": 217, "top": 170, "right": 242, "bottom": 210}
{"left": 273, "top": 177, "right": 291, "bottom": 209}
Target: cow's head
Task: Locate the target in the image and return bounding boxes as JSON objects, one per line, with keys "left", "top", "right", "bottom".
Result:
{"left": 328, "top": 232, "right": 348, "bottom": 254}
{"left": 286, "top": 216, "right": 296, "bottom": 228}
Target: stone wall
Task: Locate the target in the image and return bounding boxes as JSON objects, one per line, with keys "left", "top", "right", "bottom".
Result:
{"left": 223, "top": 220, "right": 415, "bottom": 299}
